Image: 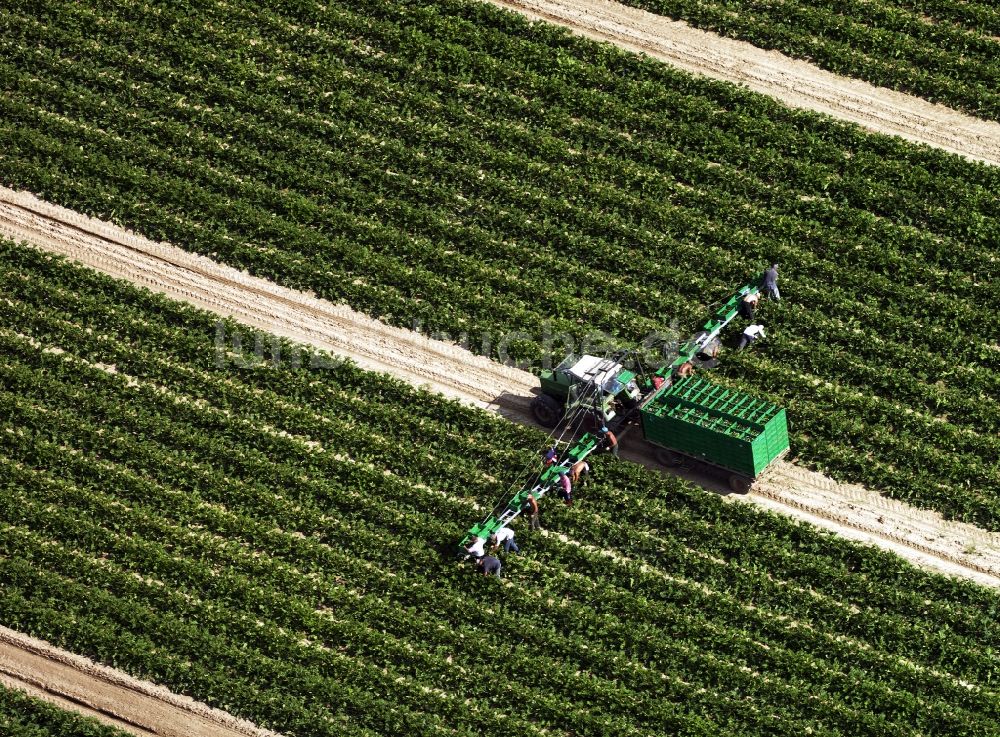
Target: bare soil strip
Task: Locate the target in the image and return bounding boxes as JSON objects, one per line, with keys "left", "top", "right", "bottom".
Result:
{"left": 0, "top": 626, "right": 284, "bottom": 737}
{"left": 3, "top": 3, "right": 998, "bottom": 726}
{"left": 0, "top": 189, "right": 537, "bottom": 412}
{"left": 486, "top": 0, "right": 1000, "bottom": 166}
{"left": 3, "top": 185, "right": 999, "bottom": 586}
{"left": 3, "top": 184, "right": 1000, "bottom": 729}
{"left": 749, "top": 464, "right": 1000, "bottom": 587}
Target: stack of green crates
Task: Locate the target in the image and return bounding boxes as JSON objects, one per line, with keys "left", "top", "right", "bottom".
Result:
{"left": 640, "top": 376, "right": 789, "bottom": 478}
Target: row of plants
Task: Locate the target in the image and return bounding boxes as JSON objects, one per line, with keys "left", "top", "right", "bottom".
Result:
{"left": 2, "top": 241, "right": 1000, "bottom": 735}
{"left": 3, "top": 0, "right": 996, "bottom": 310}
{"left": 615, "top": 0, "right": 1000, "bottom": 121}
{"left": 0, "top": 684, "right": 129, "bottom": 737}
{"left": 0, "top": 0, "right": 996, "bottom": 526}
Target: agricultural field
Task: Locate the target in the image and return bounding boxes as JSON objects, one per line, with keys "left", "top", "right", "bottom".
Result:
{"left": 614, "top": 0, "right": 1000, "bottom": 121}
{"left": 0, "top": 683, "right": 129, "bottom": 737}
{"left": 1, "top": 0, "right": 997, "bottom": 529}
{"left": 5, "top": 237, "right": 1000, "bottom": 735}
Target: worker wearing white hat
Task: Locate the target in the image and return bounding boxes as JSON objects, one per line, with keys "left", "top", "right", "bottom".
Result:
{"left": 737, "top": 322, "right": 766, "bottom": 350}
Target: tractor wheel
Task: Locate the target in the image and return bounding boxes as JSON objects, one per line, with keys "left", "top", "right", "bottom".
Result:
{"left": 728, "top": 474, "right": 753, "bottom": 494}
{"left": 655, "top": 448, "right": 684, "bottom": 467}
{"left": 531, "top": 394, "right": 563, "bottom": 428}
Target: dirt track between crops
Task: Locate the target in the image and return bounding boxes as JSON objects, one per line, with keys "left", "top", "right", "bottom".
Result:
{"left": 3, "top": 5, "right": 1000, "bottom": 730}
{"left": 4, "top": 184, "right": 1000, "bottom": 591}
{"left": 486, "top": 0, "right": 1000, "bottom": 166}
{"left": 0, "top": 625, "right": 284, "bottom": 737}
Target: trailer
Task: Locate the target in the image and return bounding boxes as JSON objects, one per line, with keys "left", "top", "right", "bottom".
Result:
{"left": 458, "top": 278, "right": 788, "bottom": 552}
{"left": 640, "top": 375, "right": 789, "bottom": 493}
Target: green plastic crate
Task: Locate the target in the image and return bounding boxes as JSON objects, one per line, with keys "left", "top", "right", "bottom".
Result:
{"left": 640, "top": 376, "right": 789, "bottom": 478}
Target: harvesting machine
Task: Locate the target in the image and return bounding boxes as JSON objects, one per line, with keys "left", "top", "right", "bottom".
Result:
{"left": 458, "top": 280, "right": 789, "bottom": 552}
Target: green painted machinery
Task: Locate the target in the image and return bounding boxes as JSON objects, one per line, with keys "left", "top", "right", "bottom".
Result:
{"left": 459, "top": 278, "right": 788, "bottom": 552}
{"left": 458, "top": 433, "right": 600, "bottom": 551}
{"left": 641, "top": 375, "right": 789, "bottom": 493}
{"left": 533, "top": 354, "right": 641, "bottom": 428}
{"left": 531, "top": 281, "right": 762, "bottom": 428}
{"left": 653, "top": 280, "right": 760, "bottom": 382}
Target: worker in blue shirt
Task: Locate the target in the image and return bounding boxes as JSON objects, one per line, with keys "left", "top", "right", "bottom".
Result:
{"left": 543, "top": 445, "right": 558, "bottom": 466}
{"left": 477, "top": 555, "right": 502, "bottom": 578}
{"left": 762, "top": 263, "right": 780, "bottom": 301}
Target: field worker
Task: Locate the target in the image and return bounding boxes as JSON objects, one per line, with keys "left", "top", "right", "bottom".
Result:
{"left": 465, "top": 535, "right": 486, "bottom": 559}
{"left": 737, "top": 323, "right": 766, "bottom": 350}
{"left": 569, "top": 459, "right": 590, "bottom": 486}
{"left": 543, "top": 445, "right": 558, "bottom": 467}
{"left": 521, "top": 492, "right": 540, "bottom": 530}
{"left": 700, "top": 338, "right": 722, "bottom": 360}
{"left": 761, "top": 263, "right": 780, "bottom": 301}
{"left": 491, "top": 526, "right": 519, "bottom": 554}
{"left": 599, "top": 426, "right": 619, "bottom": 459}
{"left": 739, "top": 291, "right": 760, "bottom": 319}
{"left": 676, "top": 361, "right": 695, "bottom": 379}
{"left": 477, "top": 555, "right": 502, "bottom": 578}
{"left": 556, "top": 467, "right": 573, "bottom": 506}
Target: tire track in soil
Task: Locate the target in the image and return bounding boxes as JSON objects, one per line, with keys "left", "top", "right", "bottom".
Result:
{"left": 3, "top": 185, "right": 999, "bottom": 586}
{"left": 4, "top": 3, "right": 1000, "bottom": 727}
{"left": 485, "top": 0, "right": 1000, "bottom": 166}
{"left": 3, "top": 184, "right": 1000, "bottom": 732}
{"left": 0, "top": 626, "right": 285, "bottom": 737}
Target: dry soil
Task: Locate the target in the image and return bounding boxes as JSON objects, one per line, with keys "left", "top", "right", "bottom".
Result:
{"left": 4, "top": 2, "right": 1000, "bottom": 728}
{"left": 488, "top": 0, "right": 1000, "bottom": 166}
{"left": 4, "top": 186, "right": 999, "bottom": 591}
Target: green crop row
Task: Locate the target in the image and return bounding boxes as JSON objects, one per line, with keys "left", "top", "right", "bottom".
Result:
{"left": 0, "top": 1, "right": 996, "bottom": 523}
{"left": 0, "top": 684, "right": 130, "bottom": 737}
{"left": 616, "top": 0, "right": 1000, "bottom": 121}
{"left": 3, "top": 240, "right": 1000, "bottom": 735}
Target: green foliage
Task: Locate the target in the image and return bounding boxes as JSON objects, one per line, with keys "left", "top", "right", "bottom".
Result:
{"left": 617, "top": 0, "right": 1000, "bottom": 121}
{"left": 0, "top": 683, "right": 130, "bottom": 737}
{"left": 2, "top": 240, "right": 1000, "bottom": 736}
{"left": 0, "top": 0, "right": 996, "bottom": 527}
